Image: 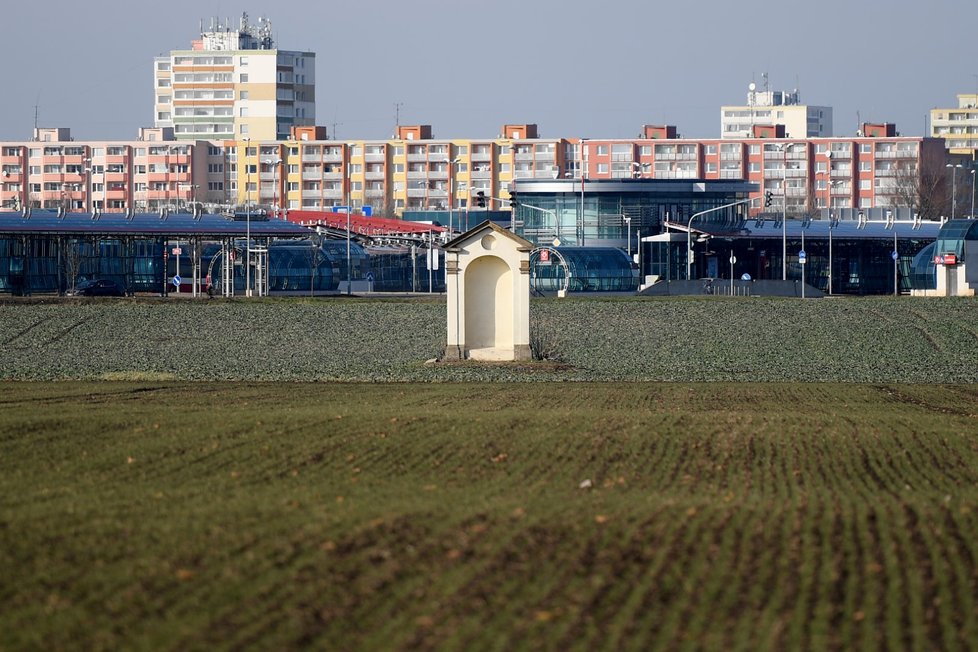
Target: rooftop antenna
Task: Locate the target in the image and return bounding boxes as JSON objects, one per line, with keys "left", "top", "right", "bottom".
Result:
{"left": 762, "top": 71, "right": 769, "bottom": 94}
{"left": 394, "top": 102, "right": 403, "bottom": 132}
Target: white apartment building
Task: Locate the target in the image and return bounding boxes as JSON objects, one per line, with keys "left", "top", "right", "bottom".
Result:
{"left": 153, "top": 13, "right": 316, "bottom": 142}
{"left": 930, "top": 93, "right": 978, "bottom": 153}
{"left": 721, "top": 85, "right": 832, "bottom": 139}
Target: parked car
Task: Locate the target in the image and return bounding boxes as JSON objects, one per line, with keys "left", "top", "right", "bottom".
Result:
{"left": 68, "top": 279, "right": 125, "bottom": 297}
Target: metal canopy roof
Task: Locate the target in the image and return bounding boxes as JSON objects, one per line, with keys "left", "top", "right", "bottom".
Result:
{"left": 0, "top": 210, "right": 312, "bottom": 237}
{"left": 677, "top": 218, "right": 942, "bottom": 241}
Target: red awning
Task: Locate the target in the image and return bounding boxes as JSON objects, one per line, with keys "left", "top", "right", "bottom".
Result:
{"left": 286, "top": 210, "right": 446, "bottom": 236}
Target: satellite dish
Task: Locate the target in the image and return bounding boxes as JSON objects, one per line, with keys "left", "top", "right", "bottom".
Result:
{"left": 749, "top": 82, "right": 756, "bottom": 91}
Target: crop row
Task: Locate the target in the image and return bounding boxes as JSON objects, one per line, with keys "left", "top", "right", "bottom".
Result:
{"left": 1, "top": 382, "right": 976, "bottom": 650}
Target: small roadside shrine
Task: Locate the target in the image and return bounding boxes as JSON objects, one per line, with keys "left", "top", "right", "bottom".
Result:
{"left": 443, "top": 221, "right": 532, "bottom": 361}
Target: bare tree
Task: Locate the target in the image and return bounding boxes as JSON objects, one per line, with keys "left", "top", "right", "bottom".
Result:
{"left": 892, "top": 161, "right": 946, "bottom": 221}
{"left": 304, "top": 238, "right": 324, "bottom": 297}
{"left": 63, "top": 238, "right": 85, "bottom": 294}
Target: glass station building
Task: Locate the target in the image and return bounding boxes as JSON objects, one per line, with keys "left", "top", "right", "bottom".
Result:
{"left": 511, "top": 178, "right": 946, "bottom": 295}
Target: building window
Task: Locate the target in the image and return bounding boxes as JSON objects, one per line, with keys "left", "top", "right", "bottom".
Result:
{"left": 240, "top": 124, "right": 249, "bottom": 135}
{"left": 239, "top": 91, "right": 249, "bottom": 100}
{"left": 239, "top": 74, "right": 249, "bottom": 83}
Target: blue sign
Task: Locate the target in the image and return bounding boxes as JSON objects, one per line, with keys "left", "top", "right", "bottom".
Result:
{"left": 891, "top": 250, "right": 899, "bottom": 261}
{"left": 366, "top": 272, "right": 375, "bottom": 283}
{"left": 798, "top": 249, "right": 807, "bottom": 265}
{"left": 362, "top": 205, "right": 373, "bottom": 217}
{"left": 332, "top": 205, "right": 351, "bottom": 213}
{"left": 741, "top": 273, "right": 752, "bottom": 281}
{"left": 171, "top": 275, "right": 182, "bottom": 286}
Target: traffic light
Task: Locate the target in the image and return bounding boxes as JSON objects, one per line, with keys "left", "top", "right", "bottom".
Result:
{"left": 764, "top": 191, "right": 773, "bottom": 208}
{"left": 475, "top": 191, "right": 487, "bottom": 208}
{"left": 510, "top": 191, "right": 519, "bottom": 210}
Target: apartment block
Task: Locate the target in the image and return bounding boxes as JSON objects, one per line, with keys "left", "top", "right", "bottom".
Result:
{"left": 154, "top": 14, "right": 315, "bottom": 142}
{"left": 0, "top": 128, "right": 212, "bottom": 212}
{"left": 0, "top": 122, "right": 948, "bottom": 220}
{"left": 930, "top": 93, "right": 978, "bottom": 153}
{"left": 721, "top": 86, "right": 832, "bottom": 139}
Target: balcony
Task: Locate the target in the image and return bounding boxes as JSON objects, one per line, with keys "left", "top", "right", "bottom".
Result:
{"left": 365, "top": 189, "right": 385, "bottom": 199}
{"left": 471, "top": 151, "right": 491, "bottom": 162}
{"left": 875, "top": 150, "right": 915, "bottom": 159}
{"left": 719, "top": 170, "right": 745, "bottom": 179}
{"left": 322, "top": 172, "right": 343, "bottom": 180}
{"left": 322, "top": 152, "right": 344, "bottom": 163}
{"left": 514, "top": 152, "right": 534, "bottom": 161}
{"left": 407, "top": 153, "right": 428, "bottom": 162}
{"left": 406, "top": 171, "right": 427, "bottom": 180}
{"left": 407, "top": 188, "right": 427, "bottom": 198}
{"left": 470, "top": 169, "right": 491, "bottom": 179}
{"left": 428, "top": 170, "right": 448, "bottom": 180}
{"left": 302, "top": 172, "right": 322, "bottom": 181}
{"left": 323, "top": 189, "right": 342, "bottom": 199}
{"left": 364, "top": 153, "right": 386, "bottom": 163}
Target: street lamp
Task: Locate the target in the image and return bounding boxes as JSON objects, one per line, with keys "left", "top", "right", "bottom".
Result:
{"left": 687, "top": 197, "right": 757, "bottom": 280}
{"left": 263, "top": 157, "right": 282, "bottom": 218}
{"left": 447, "top": 155, "right": 462, "bottom": 237}
{"left": 946, "top": 163, "right": 963, "bottom": 220}
{"left": 623, "top": 215, "right": 632, "bottom": 256}
{"left": 244, "top": 137, "right": 252, "bottom": 297}
{"left": 778, "top": 142, "right": 805, "bottom": 280}
{"left": 971, "top": 168, "right": 975, "bottom": 219}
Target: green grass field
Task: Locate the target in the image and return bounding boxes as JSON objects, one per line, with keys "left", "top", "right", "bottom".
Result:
{"left": 2, "top": 381, "right": 977, "bottom": 651}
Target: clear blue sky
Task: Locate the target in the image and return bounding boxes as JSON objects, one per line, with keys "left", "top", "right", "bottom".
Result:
{"left": 1, "top": 0, "right": 975, "bottom": 141}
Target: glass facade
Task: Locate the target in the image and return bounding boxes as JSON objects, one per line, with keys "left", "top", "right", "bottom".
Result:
{"left": 0, "top": 236, "right": 163, "bottom": 295}
{"left": 514, "top": 178, "right": 755, "bottom": 250}
{"left": 530, "top": 247, "right": 637, "bottom": 292}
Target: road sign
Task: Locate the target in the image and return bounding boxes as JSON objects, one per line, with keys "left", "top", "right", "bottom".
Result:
{"left": 362, "top": 205, "right": 373, "bottom": 217}
{"left": 891, "top": 250, "right": 899, "bottom": 261}
{"left": 552, "top": 238, "right": 561, "bottom": 247}
{"left": 539, "top": 249, "right": 550, "bottom": 262}
{"left": 741, "top": 273, "right": 752, "bottom": 281}
{"left": 172, "top": 275, "right": 182, "bottom": 287}
{"left": 171, "top": 247, "right": 182, "bottom": 256}
{"left": 798, "top": 249, "right": 807, "bottom": 265}
{"left": 366, "top": 272, "right": 375, "bottom": 283}
{"left": 729, "top": 255, "right": 736, "bottom": 264}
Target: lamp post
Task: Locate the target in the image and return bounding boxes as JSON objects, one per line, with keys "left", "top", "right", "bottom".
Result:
{"left": 623, "top": 215, "right": 632, "bottom": 256}
{"left": 686, "top": 197, "right": 757, "bottom": 280}
{"left": 244, "top": 137, "right": 252, "bottom": 297}
{"left": 579, "top": 139, "right": 587, "bottom": 246}
{"left": 971, "top": 168, "right": 975, "bottom": 219}
{"left": 346, "top": 208, "right": 352, "bottom": 296}
{"left": 778, "top": 142, "right": 805, "bottom": 280}
{"left": 947, "top": 163, "right": 963, "bottom": 220}
{"left": 263, "top": 157, "right": 282, "bottom": 217}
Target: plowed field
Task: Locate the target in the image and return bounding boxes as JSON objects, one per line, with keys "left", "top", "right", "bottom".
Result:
{"left": 1, "top": 382, "right": 976, "bottom": 651}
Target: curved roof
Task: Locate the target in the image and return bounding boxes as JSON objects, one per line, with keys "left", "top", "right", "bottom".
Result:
{"left": 0, "top": 209, "right": 311, "bottom": 237}
{"left": 935, "top": 219, "right": 978, "bottom": 259}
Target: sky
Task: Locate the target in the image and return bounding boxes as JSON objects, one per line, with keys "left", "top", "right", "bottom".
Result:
{"left": 1, "top": 0, "right": 976, "bottom": 142}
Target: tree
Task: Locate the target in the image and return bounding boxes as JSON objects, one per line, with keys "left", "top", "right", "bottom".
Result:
{"left": 892, "top": 161, "right": 945, "bottom": 221}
